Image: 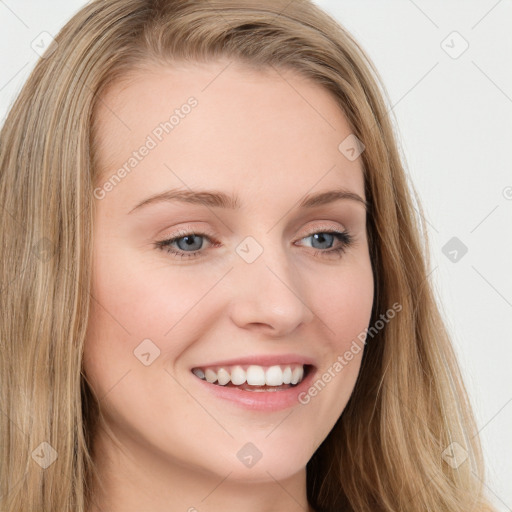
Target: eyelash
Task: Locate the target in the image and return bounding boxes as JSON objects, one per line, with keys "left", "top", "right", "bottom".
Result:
{"left": 155, "top": 228, "right": 354, "bottom": 260}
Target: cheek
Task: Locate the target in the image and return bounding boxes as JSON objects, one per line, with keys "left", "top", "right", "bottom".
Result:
{"left": 82, "top": 247, "right": 226, "bottom": 391}
{"left": 307, "top": 256, "right": 374, "bottom": 347}
{"left": 295, "top": 257, "right": 373, "bottom": 417}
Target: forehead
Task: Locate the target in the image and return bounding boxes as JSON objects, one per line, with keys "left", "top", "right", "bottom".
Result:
{"left": 93, "top": 60, "right": 365, "bottom": 208}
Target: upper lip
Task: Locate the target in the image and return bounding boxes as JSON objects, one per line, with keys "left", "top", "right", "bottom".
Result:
{"left": 191, "top": 353, "right": 317, "bottom": 369}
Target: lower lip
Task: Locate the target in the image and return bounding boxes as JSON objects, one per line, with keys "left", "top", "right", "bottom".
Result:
{"left": 191, "top": 367, "right": 317, "bottom": 411}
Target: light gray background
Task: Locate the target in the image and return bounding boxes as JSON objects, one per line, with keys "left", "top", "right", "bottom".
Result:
{"left": 1, "top": 1, "right": 510, "bottom": 509}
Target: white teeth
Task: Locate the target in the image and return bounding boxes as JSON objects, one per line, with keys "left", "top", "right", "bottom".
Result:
{"left": 230, "top": 365, "right": 246, "bottom": 385}
{"left": 216, "top": 368, "right": 231, "bottom": 386}
{"left": 246, "top": 365, "right": 266, "bottom": 386}
{"left": 291, "top": 366, "right": 304, "bottom": 385}
{"left": 265, "top": 365, "right": 284, "bottom": 386}
{"left": 191, "top": 363, "right": 307, "bottom": 387}
{"left": 204, "top": 368, "right": 217, "bottom": 383}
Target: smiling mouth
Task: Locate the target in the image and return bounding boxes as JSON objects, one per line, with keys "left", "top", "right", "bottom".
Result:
{"left": 191, "top": 364, "right": 312, "bottom": 392}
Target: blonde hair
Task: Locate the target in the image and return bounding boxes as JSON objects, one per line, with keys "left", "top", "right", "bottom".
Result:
{"left": 0, "top": 1, "right": 494, "bottom": 510}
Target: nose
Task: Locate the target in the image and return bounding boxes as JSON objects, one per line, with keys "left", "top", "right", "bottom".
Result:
{"left": 227, "top": 243, "right": 315, "bottom": 336}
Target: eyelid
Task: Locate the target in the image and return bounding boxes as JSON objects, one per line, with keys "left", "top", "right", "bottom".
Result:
{"left": 158, "top": 224, "right": 215, "bottom": 241}
{"left": 300, "top": 221, "right": 348, "bottom": 237}
{"left": 159, "top": 220, "right": 347, "bottom": 244}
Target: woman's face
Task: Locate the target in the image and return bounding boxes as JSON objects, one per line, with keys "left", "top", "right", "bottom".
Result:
{"left": 84, "top": 59, "right": 374, "bottom": 484}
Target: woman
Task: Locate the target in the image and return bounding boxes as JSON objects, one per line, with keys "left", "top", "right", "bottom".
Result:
{"left": 0, "top": 0, "right": 495, "bottom": 510}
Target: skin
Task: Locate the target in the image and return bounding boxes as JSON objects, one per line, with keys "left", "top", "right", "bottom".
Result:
{"left": 84, "top": 58, "right": 374, "bottom": 512}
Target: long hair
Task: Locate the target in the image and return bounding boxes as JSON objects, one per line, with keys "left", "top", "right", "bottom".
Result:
{"left": 0, "top": 1, "right": 493, "bottom": 510}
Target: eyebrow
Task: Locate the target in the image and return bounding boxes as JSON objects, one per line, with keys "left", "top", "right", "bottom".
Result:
{"left": 128, "top": 187, "right": 368, "bottom": 214}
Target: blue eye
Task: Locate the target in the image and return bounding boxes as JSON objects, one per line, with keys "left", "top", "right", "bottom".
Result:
{"left": 155, "top": 233, "right": 212, "bottom": 259}
{"left": 155, "top": 229, "right": 353, "bottom": 260}
{"left": 298, "top": 230, "right": 354, "bottom": 258}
